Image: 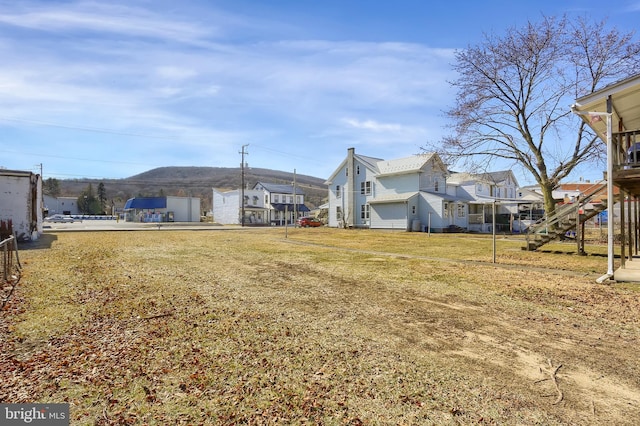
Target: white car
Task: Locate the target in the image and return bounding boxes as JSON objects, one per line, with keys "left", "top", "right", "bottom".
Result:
{"left": 46, "top": 214, "right": 74, "bottom": 223}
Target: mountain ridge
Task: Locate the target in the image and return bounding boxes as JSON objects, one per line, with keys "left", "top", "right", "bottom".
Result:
{"left": 56, "top": 166, "right": 329, "bottom": 211}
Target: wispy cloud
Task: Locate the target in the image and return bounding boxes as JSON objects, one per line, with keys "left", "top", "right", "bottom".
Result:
{"left": 0, "top": 1, "right": 214, "bottom": 42}
{"left": 0, "top": 0, "right": 458, "bottom": 178}
{"left": 343, "top": 118, "right": 406, "bottom": 133}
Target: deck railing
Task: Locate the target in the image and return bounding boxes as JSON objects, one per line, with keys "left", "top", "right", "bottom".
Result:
{"left": 614, "top": 129, "right": 640, "bottom": 169}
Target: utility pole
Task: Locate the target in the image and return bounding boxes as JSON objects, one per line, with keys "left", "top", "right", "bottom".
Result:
{"left": 293, "top": 169, "right": 297, "bottom": 226}
{"left": 239, "top": 144, "right": 249, "bottom": 227}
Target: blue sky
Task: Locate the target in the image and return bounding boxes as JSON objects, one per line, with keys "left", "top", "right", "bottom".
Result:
{"left": 1, "top": 0, "right": 639, "bottom": 185}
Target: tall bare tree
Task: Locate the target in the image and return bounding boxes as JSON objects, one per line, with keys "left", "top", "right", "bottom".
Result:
{"left": 435, "top": 16, "right": 640, "bottom": 217}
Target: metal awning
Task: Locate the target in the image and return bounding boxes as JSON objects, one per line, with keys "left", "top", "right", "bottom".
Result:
{"left": 271, "top": 203, "right": 310, "bottom": 212}
{"left": 124, "top": 197, "right": 167, "bottom": 210}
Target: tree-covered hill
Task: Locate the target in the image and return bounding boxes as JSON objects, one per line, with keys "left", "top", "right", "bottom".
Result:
{"left": 52, "top": 166, "right": 328, "bottom": 212}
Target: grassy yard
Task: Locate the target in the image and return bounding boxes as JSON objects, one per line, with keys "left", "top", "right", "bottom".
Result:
{"left": 1, "top": 227, "right": 639, "bottom": 425}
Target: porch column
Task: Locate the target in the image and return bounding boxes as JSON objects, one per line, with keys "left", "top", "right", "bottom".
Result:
{"left": 621, "top": 190, "right": 626, "bottom": 267}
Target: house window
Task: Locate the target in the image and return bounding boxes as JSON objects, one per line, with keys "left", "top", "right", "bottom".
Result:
{"left": 457, "top": 204, "right": 465, "bottom": 218}
{"left": 273, "top": 194, "right": 280, "bottom": 203}
{"left": 337, "top": 206, "right": 343, "bottom": 220}
{"left": 336, "top": 185, "right": 341, "bottom": 198}
{"left": 243, "top": 195, "right": 249, "bottom": 205}
{"left": 357, "top": 165, "right": 360, "bottom": 175}
{"left": 412, "top": 205, "right": 416, "bottom": 215}
{"left": 360, "top": 204, "right": 370, "bottom": 220}
{"left": 477, "top": 184, "right": 483, "bottom": 193}
{"left": 252, "top": 195, "right": 259, "bottom": 205}
{"left": 360, "top": 181, "right": 371, "bottom": 195}
{"left": 265, "top": 195, "right": 269, "bottom": 204}
{"left": 434, "top": 180, "right": 439, "bottom": 192}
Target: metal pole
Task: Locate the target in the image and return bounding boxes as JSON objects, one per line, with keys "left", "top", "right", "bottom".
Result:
{"left": 492, "top": 200, "right": 496, "bottom": 263}
{"left": 606, "top": 98, "right": 615, "bottom": 277}
{"left": 293, "top": 169, "right": 297, "bottom": 225}
{"left": 239, "top": 144, "right": 249, "bottom": 227}
{"left": 576, "top": 197, "right": 581, "bottom": 254}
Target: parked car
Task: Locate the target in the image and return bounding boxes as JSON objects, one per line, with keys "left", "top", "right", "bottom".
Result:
{"left": 296, "top": 217, "right": 323, "bottom": 227}
{"left": 46, "top": 214, "right": 74, "bottom": 223}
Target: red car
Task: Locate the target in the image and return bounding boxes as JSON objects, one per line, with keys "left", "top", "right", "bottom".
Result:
{"left": 296, "top": 217, "right": 323, "bottom": 227}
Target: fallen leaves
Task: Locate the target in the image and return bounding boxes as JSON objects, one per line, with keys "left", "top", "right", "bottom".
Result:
{"left": 1, "top": 230, "right": 639, "bottom": 425}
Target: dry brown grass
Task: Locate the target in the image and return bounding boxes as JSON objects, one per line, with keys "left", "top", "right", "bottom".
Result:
{"left": 1, "top": 227, "right": 639, "bottom": 425}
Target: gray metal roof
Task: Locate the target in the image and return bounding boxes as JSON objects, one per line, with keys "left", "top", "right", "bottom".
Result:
{"left": 254, "top": 182, "right": 306, "bottom": 195}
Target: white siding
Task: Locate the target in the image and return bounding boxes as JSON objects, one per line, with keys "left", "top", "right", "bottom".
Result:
{"left": 370, "top": 203, "right": 409, "bottom": 230}
{"left": 213, "top": 190, "right": 240, "bottom": 224}
{"left": 376, "top": 174, "right": 418, "bottom": 197}
{"left": 419, "top": 193, "right": 447, "bottom": 232}
{"left": 327, "top": 171, "right": 348, "bottom": 227}
{"left": 0, "top": 172, "right": 43, "bottom": 240}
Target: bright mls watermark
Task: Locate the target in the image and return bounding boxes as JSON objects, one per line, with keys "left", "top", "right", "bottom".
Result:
{"left": 0, "top": 404, "right": 69, "bottom": 425}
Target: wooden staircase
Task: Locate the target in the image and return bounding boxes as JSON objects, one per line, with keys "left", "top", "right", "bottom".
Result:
{"left": 524, "top": 182, "right": 608, "bottom": 251}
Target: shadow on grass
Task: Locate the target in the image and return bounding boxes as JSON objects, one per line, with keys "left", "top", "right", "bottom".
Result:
{"left": 17, "top": 233, "right": 58, "bottom": 251}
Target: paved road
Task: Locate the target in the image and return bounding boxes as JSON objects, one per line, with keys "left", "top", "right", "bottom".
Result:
{"left": 42, "top": 220, "right": 247, "bottom": 232}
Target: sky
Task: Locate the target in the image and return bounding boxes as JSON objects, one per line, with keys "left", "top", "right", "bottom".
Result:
{"left": 1, "top": 0, "right": 640, "bottom": 185}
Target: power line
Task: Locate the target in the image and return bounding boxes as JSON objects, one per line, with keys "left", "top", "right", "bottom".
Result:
{"left": 0, "top": 115, "right": 176, "bottom": 140}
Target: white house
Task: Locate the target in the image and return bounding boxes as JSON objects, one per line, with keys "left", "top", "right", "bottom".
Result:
{"left": 447, "top": 170, "right": 521, "bottom": 233}
{"left": 326, "top": 148, "right": 522, "bottom": 232}
{"left": 326, "top": 148, "right": 452, "bottom": 231}
{"left": 0, "top": 169, "right": 43, "bottom": 240}
{"left": 213, "top": 182, "right": 309, "bottom": 225}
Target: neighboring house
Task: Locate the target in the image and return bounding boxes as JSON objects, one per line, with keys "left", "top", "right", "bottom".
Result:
{"left": 123, "top": 196, "right": 201, "bottom": 222}
{"left": 213, "top": 182, "right": 310, "bottom": 225}
{"left": 446, "top": 170, "right": 521, "bottom": 233}
{"left": 0, "top": 169, "right": 43, "bottom": 240}
{"left": 520, "top": 180, "right": 615, "bottom": 213}
{"left": 43, "top": 195, "right": 80, "bottom": 216}
{"left": 326, "top": 148, "right": 451, "bottom": 231}
{"left": 326, "top": 148, "right": 522, "bottom": 232}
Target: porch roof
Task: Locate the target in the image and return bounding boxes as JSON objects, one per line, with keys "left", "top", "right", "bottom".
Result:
{"left": 368, "top": 192, "right": 418, "bottom": 204}
{"left": 573, "top": 74, "right": 640, "bottom": 143}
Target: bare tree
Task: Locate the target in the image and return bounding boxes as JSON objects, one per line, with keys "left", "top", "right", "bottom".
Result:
{"left": 435, "top": 16, "right": 640, "bottom": 217}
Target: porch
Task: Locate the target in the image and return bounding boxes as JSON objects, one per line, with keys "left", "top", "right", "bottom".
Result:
{"left": 573, "top": 74, "right": 640, "bottom": 282}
